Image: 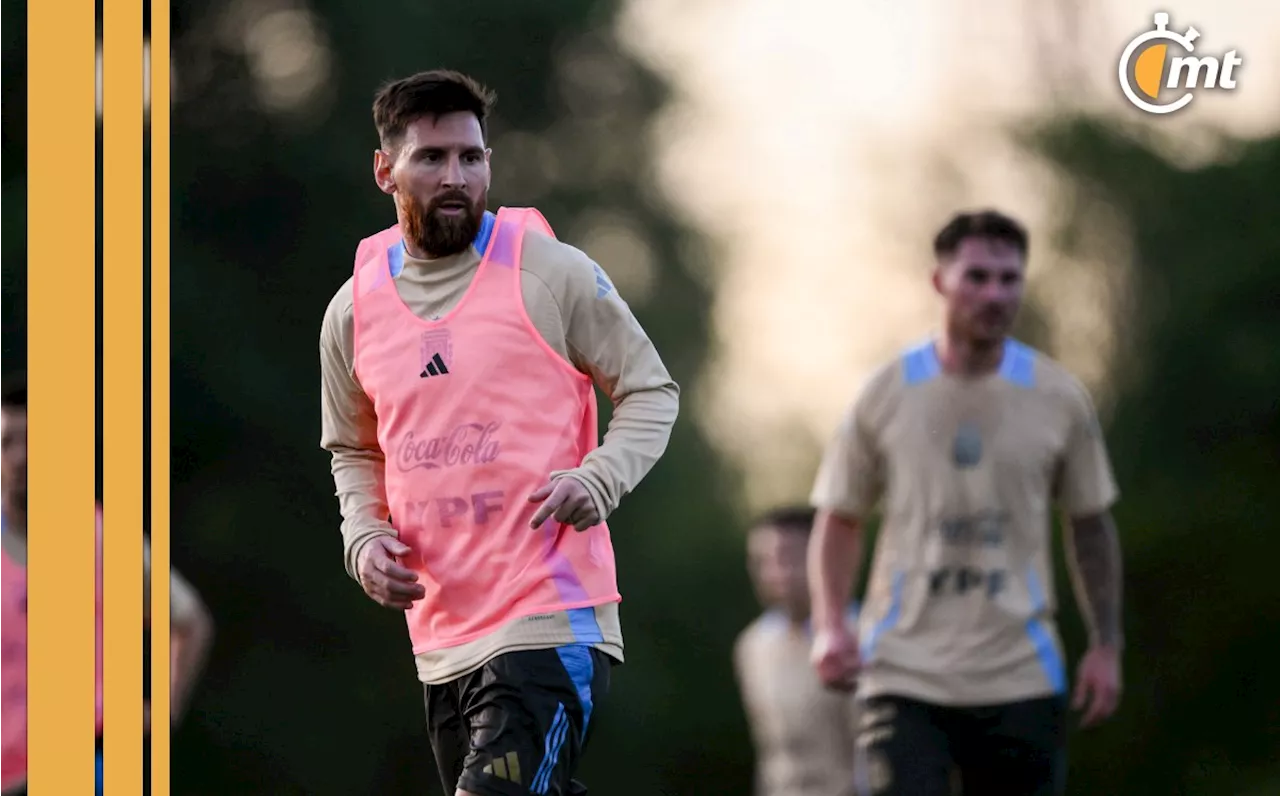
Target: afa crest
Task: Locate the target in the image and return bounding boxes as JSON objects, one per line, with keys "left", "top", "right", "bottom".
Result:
{"left": 952, "top": 422, "right": 983, "bottom": 469}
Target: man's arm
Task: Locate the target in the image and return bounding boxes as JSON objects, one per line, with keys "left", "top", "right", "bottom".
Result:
{"left": 318, "top": 283, "right": 398, "bottom": 579}
{"left": 1055, "top": 377, "right": 1124, "bottom": 724}
{"left": 732, "top": 630, "right": 769, "bottom": 796}
{"left": 808, "top": 391, "right": 882, "bottom": 631}
{"left": 141, "top": 540, "right": 213, "bottom": 726}
{"left": 1064, "top": 509, "right": 1125, "bottom": 726}
{"left": 533, "top": 238, "right": 679, "bottom": 520}
{"left": 809, "top": 511, "right": 866, "bottom": 632}
{"left": 168, "top": 565, "right": 214, "bottom": 724}
{"left": 808, "top": 389, "right": 884, "bottom": 689}
{"left": 1056, "top": 378, "right": 1124, "bottom": 648}
{"left": 1064, "top": 512, "right": 1124, "bottom": 649}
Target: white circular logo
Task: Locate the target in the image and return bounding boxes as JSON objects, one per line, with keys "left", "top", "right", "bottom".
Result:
{"left": 1117, "top": 12, "right": 1243, "bottom": 115}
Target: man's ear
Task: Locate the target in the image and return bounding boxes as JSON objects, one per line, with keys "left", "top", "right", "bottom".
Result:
{"left": 374, "top": 149, "right": 396, "bottom": 195}
{"left": 931, "top": 262, "right": 946, "bottom": 296}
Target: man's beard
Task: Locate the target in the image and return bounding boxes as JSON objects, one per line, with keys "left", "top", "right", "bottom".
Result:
{"left": 400, "top": 189, "right": 484, "bottom": 258}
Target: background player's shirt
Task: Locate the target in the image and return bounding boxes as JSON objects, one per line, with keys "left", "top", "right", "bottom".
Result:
{"left": 810, "top": 339, "right": 1119, "bottom": 706}
{"left": 319, "top": 211, "right": 679, "bottom": 683}
{"left": 735, "top": 611, "right": 860, "bottom": 796}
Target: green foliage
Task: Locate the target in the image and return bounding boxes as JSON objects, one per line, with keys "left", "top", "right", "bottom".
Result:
{"left": 1, "top": 0, "right": 29, "bottom": 374}
{"left": 1027, "top": 118, "right": 1280, "bottom": 795}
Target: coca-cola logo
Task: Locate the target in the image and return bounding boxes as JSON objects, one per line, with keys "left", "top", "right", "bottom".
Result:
{"left": 396, "top": 421, "right": 501, "bottom": 472}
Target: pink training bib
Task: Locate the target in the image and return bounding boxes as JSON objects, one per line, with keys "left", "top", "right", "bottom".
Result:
{"left": 0, "top": 505, "right": 105, "bottom": 792}
{"left": 352, "top": 207, "right": 621, "bottom": 654}
{"left": 1, "top": 536, "right": 26, "bottom": 791}
{"left": 94, "top": 505, "right": 104, "bottom": 736}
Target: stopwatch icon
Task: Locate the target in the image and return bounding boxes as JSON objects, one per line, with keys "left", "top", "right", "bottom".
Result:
{"left": 1118, "top": 12, "right": 1201, "bottom": 114}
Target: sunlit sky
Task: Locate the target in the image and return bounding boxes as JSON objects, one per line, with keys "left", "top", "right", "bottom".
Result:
{"left": 617, "top": 0, "right": 1280, "bottom": 509}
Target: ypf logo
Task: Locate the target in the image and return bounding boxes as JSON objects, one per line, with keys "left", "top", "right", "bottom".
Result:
{"left": 1118, "top": 12, "right": 1243, "bottom": 114}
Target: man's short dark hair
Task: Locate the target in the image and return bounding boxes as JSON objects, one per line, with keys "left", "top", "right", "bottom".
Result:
{"left": 2, "top": 371, "right": 26, "bottom": 410}
{"left": 933, "top": 209, "right": 1028, "bottom": 259}
{"left": 372, "top": 69, "right": 497, "bottom": 149}
{"left": 751, "top": 505, "right": 816, "bottom": 535}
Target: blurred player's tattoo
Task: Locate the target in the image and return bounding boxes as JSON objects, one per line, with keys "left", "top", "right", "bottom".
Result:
{"left": 1066, "top": 513, "right": 1124, "bottom": 647}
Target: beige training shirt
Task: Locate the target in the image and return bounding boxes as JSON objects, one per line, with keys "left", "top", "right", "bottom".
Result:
{"left": 810, "top": 339, "right": 1118, "bottom": 706}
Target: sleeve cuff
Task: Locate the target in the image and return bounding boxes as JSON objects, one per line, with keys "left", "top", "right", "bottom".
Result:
{"left": 550, "top": 469, "right": 610, "bottom": 520}
{"left": 344, "top": 529, "right": 396, "bottom": 582}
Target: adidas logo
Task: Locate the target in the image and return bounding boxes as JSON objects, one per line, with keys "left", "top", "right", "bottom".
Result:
{"left": 482, "top": 751, "right": 522, "bottom": 784}
{"left": 420, "top": 353, "right": 450, "bottom": 379}
{"left": 593, "top": 263, "right": 614, "bottom": 299}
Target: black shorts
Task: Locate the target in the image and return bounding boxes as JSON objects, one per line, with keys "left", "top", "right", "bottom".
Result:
{"left": 424, "top": 646, "right": 612, "bottom": 796}
{"left": 856, "top": 694, "right": 1067, "bottom": 796}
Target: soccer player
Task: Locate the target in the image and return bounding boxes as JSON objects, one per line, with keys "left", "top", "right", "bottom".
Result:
{"left": 807, "top": 210, "right": 1125, "bottom": 796}
{"left": 733, "top": 506, "right": 861, "bottom": 796}
{"left": 318, "top": 69, "right": 678, "bottom": 796}
{"left": 1, "top": 374, "right": 29, "bottom": 795}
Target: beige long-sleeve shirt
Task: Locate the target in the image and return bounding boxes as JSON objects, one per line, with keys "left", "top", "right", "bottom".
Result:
{"left": 319, "top": 218, "right": 679, "bottom": 683}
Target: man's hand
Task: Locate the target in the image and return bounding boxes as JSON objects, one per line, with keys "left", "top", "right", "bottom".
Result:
{"left": 356, "top": 535, "right": 426, "bottom": 610}
{"left": 1073, "top": 644, "right": 1121, "bottom": 727}
{"left": 528, "top": 477, "right": 599, "bottom": 531}
{"left": 811, "top": 625, "right": 861, "bottom": 691}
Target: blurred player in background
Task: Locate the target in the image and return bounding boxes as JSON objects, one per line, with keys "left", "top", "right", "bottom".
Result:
{"left": 734, "top": 506, "right": 860, "bottom": 796}
{"left": 0, "top": 373, "right": 214, "bottom": 796}
{"left": 807, "top": 211, "right": 1125, "bottom": 796}
{"left": 319, "top": 69, "right": 678, "bottom": 796}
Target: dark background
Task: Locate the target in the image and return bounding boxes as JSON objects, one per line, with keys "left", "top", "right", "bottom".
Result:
{"left": 3, "top": 1, "right": 1278, "bottom": 794}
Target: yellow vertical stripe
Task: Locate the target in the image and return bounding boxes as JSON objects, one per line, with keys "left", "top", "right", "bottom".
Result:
{"left": 25, "top": 0, "right": 98, "bottom": 791}
{"left": 148, "top": 1, "right": 173, "bottom": 792}
{"left": 103, "top": 0, "right": 146, "bottom": 792}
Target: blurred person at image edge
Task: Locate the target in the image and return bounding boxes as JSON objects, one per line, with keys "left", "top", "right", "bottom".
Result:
{"left": 1, "top": 372, "right": 214, "bottom": 796}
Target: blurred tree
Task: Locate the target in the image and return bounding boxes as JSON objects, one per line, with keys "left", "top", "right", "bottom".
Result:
{"left": 1028, "top": 118, "right": 1280, "bottom": 796}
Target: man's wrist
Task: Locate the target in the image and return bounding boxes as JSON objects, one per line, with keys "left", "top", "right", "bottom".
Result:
{"left": 553, "top": 470, "right": 607, "bottom": 519}
{"left": 346, "top": 529, "right": 393, "bottom": 581}
{"left": 1090, "top": 637, "right": 1124, "bottom": 654}
{"left": 813, "top": 608, "right": 848, "bottom": 634}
